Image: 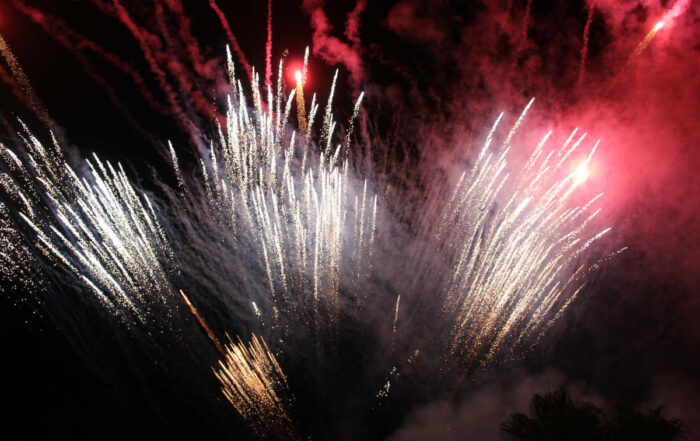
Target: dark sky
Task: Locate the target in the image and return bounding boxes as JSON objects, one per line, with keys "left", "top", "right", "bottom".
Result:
{"left": 0, "top": 1, "right": 698, "bottom": 440}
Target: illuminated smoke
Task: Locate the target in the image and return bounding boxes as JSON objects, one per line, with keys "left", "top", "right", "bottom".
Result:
{"left": 578, "top": 4, "right": 595, "bottom": 88}
{"left": 301, "top": 0, "right": 364, "bottom": 90}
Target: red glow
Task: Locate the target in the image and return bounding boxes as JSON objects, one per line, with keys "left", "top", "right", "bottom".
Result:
{"left": 286, "top": 61, "right": 305, "bottom": 86}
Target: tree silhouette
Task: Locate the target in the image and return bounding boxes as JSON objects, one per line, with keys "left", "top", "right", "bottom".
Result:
{"left": 603, "top": 405, "right": 686, "bottom": 441}
{"left": 501, "top": 388, "right": 603, "bottom": 441}
{"left": 501, "top": 388, "right": 687, "bottom": 441}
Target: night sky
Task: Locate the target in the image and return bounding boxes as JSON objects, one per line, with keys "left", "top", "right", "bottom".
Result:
{"left": 0, "top": 1, "right": 698, "bottom": 440}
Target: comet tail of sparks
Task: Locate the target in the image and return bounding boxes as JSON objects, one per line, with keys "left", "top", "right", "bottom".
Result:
{"left": 627, "top": 23, "right": 663, "bottom": 66}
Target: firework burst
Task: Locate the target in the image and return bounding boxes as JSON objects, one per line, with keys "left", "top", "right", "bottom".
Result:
{"left": 0, "top": 11, "right": 616, "bottom": 436}
{"left": 432, "top": 101, "right": 610, "bottom": 366}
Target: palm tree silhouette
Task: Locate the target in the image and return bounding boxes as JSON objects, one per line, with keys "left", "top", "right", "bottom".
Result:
{"left": 501, "top": 388, "right": 687, "bottom": 441}
{"left": 501, "top": 388, "right": 603, "bottom": 441}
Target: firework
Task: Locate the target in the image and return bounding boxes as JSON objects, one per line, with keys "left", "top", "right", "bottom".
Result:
{"left": 214, "top": 334, "right": 296, "bottom": 438}
{"left": 626, "top": 0, "right": 690, "bottom": 67}
{"left": 426, "top": 100, "right": 610, "bottom": 366}
{"left": 0, "top": 40, "right": 376, "bottom": 437}
{"left": 0, "top": 5, "right": 617, "bottom": 433}
{"left": 626, "top": 23, "right": 664, "bottom": 66}
{"left": 0, "top": 124, "right": 173, "bottom": 321}
{"left": 179, "top": 288, "right": 295, "bottom": 437}
{"left": 176, "top": 46, "right": 376, "bottom": 324}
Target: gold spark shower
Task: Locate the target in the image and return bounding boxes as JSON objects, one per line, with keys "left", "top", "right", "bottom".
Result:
{"left": 214, "top": 334, "right": 296, "bottom": 438}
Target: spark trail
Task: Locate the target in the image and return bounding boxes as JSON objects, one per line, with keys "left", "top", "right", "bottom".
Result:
{"left": 626, "top": 0, "right": 690, "bottom": 67}
{"left": 0, "top": 126, "right": 173, "bottom": 320}
{"left": 180, "top": 289, "right": 225, "bottom": 355}
{"left": 295, "top": 69, "right": 307, "bottom": 134}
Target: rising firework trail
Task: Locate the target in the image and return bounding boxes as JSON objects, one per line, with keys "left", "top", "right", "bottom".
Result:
{"left": 294, "top": 49, "right": 310, "bottom": 136}
{"left": 626, "top": 0, "right": 690, "bottom": 67}
{"left": 626, "top": 20, "right": 665, "bottom": 66}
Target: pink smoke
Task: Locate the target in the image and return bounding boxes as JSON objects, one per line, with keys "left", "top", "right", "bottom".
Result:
{"left": 108, "top": 0, "right": 202, "bottom": 142}
{"left": 662, "top": 0, "right": 691, "bottom": 23}
{"left": 345, "top": 0, "right": 367, "bottom": 50}
{"left": 159, "top": 0, "right": 220, "bottom": 81}
{"left": 12, "top": 1, "right": 170, "bottom": 117}
{"left": 207, "top": 0, "right": 253, "bottom": 85}
{"left": 265, "top": 0, "right": 272, "bottom": 91}
{"left": 301, "top": 0, "right": 364, "bottom": 89}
